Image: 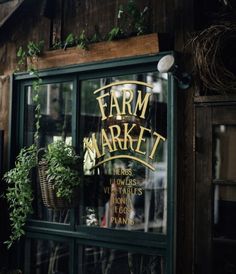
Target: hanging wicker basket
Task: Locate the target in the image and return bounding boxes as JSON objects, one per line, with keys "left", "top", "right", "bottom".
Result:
{"left": 38, "top": 160, "right": 79, "bottom": 209}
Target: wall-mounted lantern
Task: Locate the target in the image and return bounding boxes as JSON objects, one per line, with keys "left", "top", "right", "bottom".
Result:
{"left": 157, "top": 54, "right": 191, "bottom": 90}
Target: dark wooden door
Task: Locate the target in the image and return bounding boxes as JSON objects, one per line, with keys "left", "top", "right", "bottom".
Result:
{"left": 195, "top": 103, "right": 236, "bottom": 274}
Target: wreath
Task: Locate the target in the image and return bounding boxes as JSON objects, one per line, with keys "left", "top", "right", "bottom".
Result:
{"left": 191, "top": 24, "right": 236, "bottom": 94}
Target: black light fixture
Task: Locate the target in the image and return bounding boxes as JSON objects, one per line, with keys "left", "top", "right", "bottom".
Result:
{"left": 157, "top": 55, "right": 191, "bottom": 90}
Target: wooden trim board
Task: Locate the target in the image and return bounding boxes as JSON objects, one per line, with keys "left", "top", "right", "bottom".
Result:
{"left": 28, "top": 33, "right": 159, "bottom": 70}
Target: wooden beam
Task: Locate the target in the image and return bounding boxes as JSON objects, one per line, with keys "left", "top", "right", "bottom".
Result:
{"left": 28, "top": 33, "right": 159, "bottom": 70}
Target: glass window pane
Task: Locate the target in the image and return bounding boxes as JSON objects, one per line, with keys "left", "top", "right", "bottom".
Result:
{"left": 29, "top": 239, "right": 69, "bottom": 274}
{"left": 213, "top": 125, "right": 236, "bottom": 180}
{"left": 79, "top": 245, "right": 165, "bottom": 274}
{"left": 80, "top": 72, "right": 168, "bottom": 233}
{"left": 24, "top": 82, "right": 73, "bottom": 223}
{"left": 213, "top": 184, "right": 236, "bottom": 239}
{"left": 213, "top": 125, "right": 236, "bottom": 273}
{"left": 213, "top": 241, "right": 236, "bottom": 274}
{"left": 25, "top": 82, "right": 73, "bottom": 146}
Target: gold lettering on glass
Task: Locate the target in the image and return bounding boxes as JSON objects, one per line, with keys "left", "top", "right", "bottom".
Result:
{"left": 84, "top": 81, "right": 166, "bottom": 171}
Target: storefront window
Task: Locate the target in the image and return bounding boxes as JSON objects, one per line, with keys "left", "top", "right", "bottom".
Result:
{"left": 24, "top": 81, "right": 73, "bottom": 223}
{"left": 80, "top": 245, "right": 165, "bottom": 274}
{"left": 29, "top": 239, "right": 69, "bottom": 274}
{"left": 213, "top": 125, "right": 236, "bottom": 180}
{"left": 14, "top": 56, "right": 175, "bottom": 274}
{"left": 80, "top": 72, "right": 168, "bottom": 233}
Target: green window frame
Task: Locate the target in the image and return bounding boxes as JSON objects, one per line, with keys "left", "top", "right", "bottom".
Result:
{"left": 9, "top": 53, "right": 176, "bottom": 274}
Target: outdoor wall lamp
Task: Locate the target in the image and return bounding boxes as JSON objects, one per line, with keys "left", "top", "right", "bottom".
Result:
{"left": 157, "top": 54, "right": 192, "bottom": 90}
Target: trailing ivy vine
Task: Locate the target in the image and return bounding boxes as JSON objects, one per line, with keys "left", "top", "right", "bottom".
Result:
{"left": 4, "top": 145, "right": 37, "bottom": 248}
{"left": 3, "top": 41, "right": 43, "bottom": 249}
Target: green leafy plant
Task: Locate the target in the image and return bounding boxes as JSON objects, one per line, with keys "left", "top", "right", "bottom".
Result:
{"left": 77, "top": 30, "right": 89, "bottom": 50}
{"left": 16, "top": 46, "right": 26, "bottom": 71}
{"left": 3, "top": 90, "right": 40, "bottom": 248}
{"left": 48, "top": 3, "right": 150, "bottom": 52}
{"left": 90, "top": 25, "right": 102, "bottom": 43}
{"left": 107, "top": 27, "right": 124, "bottom": 41}
{"left": 27, "top": 40, "right": 44, "bottom": 57}
{"left": 4, "top": 39, "right": 81, "bottom": 249}
{"left": 3, "top": 41, "right": 43, "bottom": 248}
{"left": 42, "top": 140, "right": 81, "bottom": 201}
{"left": 16, "top": 41, "right": 44, "bottom": 72}
{"left": 109, "top": 0, "right": 150, "bottom": 38}
{"left": 62, "top": 31, "right": 89, "bottom": 50}
{"left": 63, "top": 33, "right": 75, "bottom": 50}
{"left": 51, "top": 40, "right": 62, "bottom": 50}
{"left": 16, "top": 41, "right": 43, "bottom": 142}
{"left": 125, "top": 0, "right": 149, "bottom": 35}
{"left": 90, "top": 33, "right": 100, "bottom": 43}
{"left": 3, "top": 145, "right": 37, "bottom": 249}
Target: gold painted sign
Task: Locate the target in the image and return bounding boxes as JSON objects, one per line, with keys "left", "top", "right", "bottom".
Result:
{"left": 84, "top": 80, "right": 166, "bottom": 171}
{"left": 104, "top": 167, "right": 143, "bottom": 225}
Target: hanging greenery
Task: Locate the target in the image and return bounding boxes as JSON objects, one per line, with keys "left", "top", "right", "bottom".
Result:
{"left": 108, "top": 0, "right": 149, "bottom": 41}
{"left": 4, "top": 40, "right": 81, "bottom": 248}
{"left": 38, "top": 140, "right": 81, "bottom": 209}
{"left": 3, "top": 41, "right": 44, "bottom": 249}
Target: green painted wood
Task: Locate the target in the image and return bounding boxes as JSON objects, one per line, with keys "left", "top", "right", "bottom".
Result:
{"left": 166, "top": 74, "right": 177, "bottom": 274}
{"left": 25, "top": 225, "right": 167, "bottom": 250}
{"left": 14, "top": 52, "right": 173, "bottom": 80}
{"left": 25, "top": 230, "right": 167, "bottom": 256}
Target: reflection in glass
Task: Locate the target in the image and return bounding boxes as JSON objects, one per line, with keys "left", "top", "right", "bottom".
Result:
{"left": 213, "top": 241, "right": 236, "bottom": 274}
{"left": 29, "top": 239, "right": 69, "bottom": 274}
{"left": 213, "top": 185, "right": 236, "bottom": 239}
{"left": 213, "top": 125, "right": 236, "bottom": 274}
{"left": 213, "top": 125, "right": 236, "bottom": 180}
{"left": 81, "top": 73, "right": 168, "bottom": 233}
{"left": 24, "top": 82, "right": 73, "bottom": 223}
{"left": 80, "top": 245, "right": 165, "bottom": 274}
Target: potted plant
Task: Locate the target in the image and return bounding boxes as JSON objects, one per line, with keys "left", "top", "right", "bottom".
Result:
{"left": 3, "top": 140, "right": 80, "bottom": 248}
{"left": 38, "top": 140, "right": 81, "bottom": 209}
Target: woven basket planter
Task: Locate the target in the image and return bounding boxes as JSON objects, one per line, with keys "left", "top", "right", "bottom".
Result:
{"left": 38, "top": 160, "right": 79, "bottom": 209}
